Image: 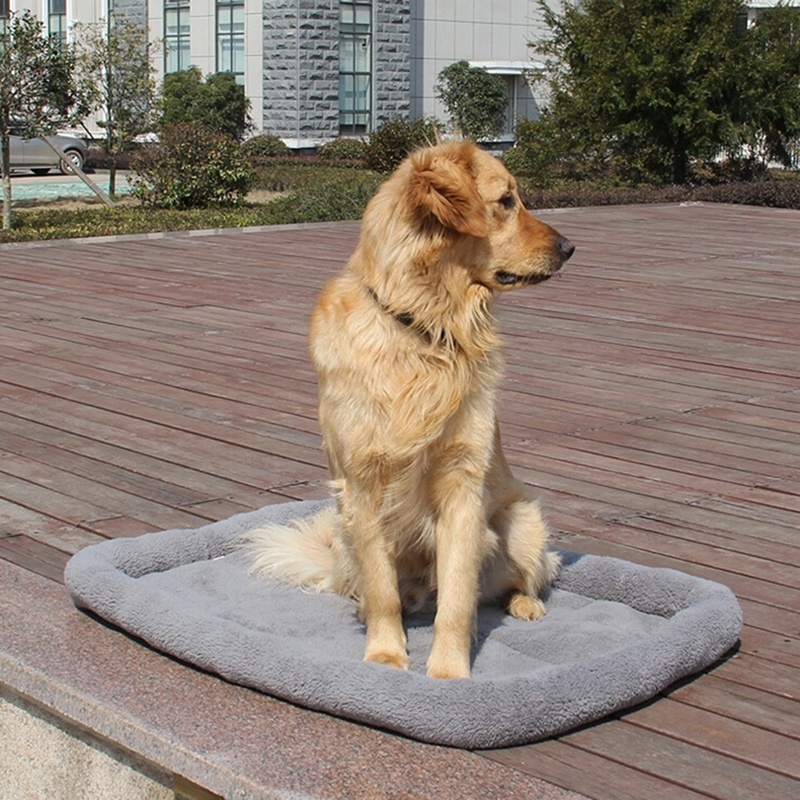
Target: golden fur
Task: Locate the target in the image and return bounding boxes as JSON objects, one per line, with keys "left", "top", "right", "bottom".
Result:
{"left": 245, "top": 141, "right": 574, "bottom": 679}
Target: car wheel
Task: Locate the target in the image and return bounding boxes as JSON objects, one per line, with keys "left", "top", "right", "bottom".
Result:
{"left": 32, "top": 168, "right": 51, "bottom": 176}
{"left": 59, "top": 150, "right": 84, "bottom": 175}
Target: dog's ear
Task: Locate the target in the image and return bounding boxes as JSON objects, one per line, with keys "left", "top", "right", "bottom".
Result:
{"left": 408, "top": 148, "right": 488, "bottom": 238}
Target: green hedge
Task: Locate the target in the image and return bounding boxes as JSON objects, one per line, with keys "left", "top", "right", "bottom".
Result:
{"left": 2, "top": 162, "right": 797, "bottom": 244}
{"left": 521, "top": 177, "right": 800, "bottom": 210}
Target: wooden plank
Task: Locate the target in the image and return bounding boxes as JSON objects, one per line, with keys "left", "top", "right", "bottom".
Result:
{"left": 481, "top": 740, "right": 712, "bottom": 800}
{"left": 0, "top": 452, "right": 215, "bottom": 531}
{"left": 2, "top": 206, "right": 799, "bottom": 800}
{"left": 0, "top": 393, "right": 326, "bottom": 490}
{"left": 0, "top": 411, "right": 274, "bottom": 510}
{"left": 624, "top": 699, "right": 800, "bottom": 779}
{"left": 0, "top": 535, "right": 69, "bottom": 583}
{"left": 669, "top": 675, "right": 800, "bottom": 740}
{"left": 550, "top": 718, "right": 800, "bottom": 799}
{"left": 0, "top": 501, "right": 104, "bottom": 553}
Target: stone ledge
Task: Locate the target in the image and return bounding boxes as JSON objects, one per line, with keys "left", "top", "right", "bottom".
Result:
{"left": 0, "top": 560, "right": 583, "bottom": 800}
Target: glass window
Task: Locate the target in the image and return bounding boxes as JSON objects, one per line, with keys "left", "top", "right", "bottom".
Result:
{"left": 339, "top": 1, "right": 371, "bottom": 134}
{"left": 49, "top": 0, "right": 67, "bottom": 46}
{"left": 165, "top": 0, "right": 190, "bottom": 74}
{"left": 217, "top": 0, "right": 244, "bottom": 79}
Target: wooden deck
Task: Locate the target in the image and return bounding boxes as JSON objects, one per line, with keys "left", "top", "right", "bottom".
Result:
{"left": 1, "top": 203, "right": 798, "bottom": 799}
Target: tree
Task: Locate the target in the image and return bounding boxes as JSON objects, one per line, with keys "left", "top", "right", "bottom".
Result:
{"left": 435, "top": 60, "right": 508, "bottom": 141}
{"left": 0, "top": 11, "right": 87, "bottom": 229}
{"left": 533, "top": 0, "right": 800, "bottom": 184}
{"left": 73, "top": 16, "right": 159, "bottom": 197}
{"left": 159, "top": 66, "right": 251, "bottom": 141}
{"left": 734, "top": 4, "right": 800, "bottom": 168}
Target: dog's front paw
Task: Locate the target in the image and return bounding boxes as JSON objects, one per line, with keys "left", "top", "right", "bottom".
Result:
{"left": 426, "top": 650, "right": 471, "bottom": 680}
{"left": 364, "top": 648, "right": 410, "bottom": 670}
{"left": 508, "top": 592, "right": 547, "bottom": 621}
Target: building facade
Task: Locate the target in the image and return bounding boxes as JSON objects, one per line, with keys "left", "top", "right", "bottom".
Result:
{"left": 2, "top": 1, "right": 792, "bottom": 147}
{"left": 2, "top": 0, "right": 552, "bottom": 145}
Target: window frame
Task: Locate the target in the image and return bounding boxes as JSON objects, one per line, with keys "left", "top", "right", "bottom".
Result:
{"left": 339, "top": 0, "right": 372, "bottom": 135}
{"left": 164, "top": 0, "right": 191, "bottom": 74}
{"left": 216, "top": 0, "right": 245, "bottom": 79}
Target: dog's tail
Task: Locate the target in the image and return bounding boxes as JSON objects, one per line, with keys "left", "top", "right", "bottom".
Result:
{"left": 242, "top": 505, "right": 353, "bottom": 596}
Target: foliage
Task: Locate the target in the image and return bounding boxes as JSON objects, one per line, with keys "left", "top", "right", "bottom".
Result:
{"left": 0, "top": 204, "right": 265, "bottom": 242}
{"left": 261, "top": 173, "right": 382, "bottom": 223}
{"left": 0, "top": 10, "right": 88, "bottom": 229}
{"left": 3, "top": 167, "right": 798, "bottom": 244}
{"left": 129, "top": 124, "right": 253, "bottom": 208}
{"left": 505, "top": 114, "right": 625, "bottom": 189}
{"left": 435, "top": 60, "right": 508, "bottom": 140}
{"left": 251, "top": 157, "right": 378, "bottom": 191}
{"left": 532, "top": 0, "right": 800, "bottom": 185}
{"left": 692, "top": 176, "right": 800, "bottom": 207}
{"left": 520, "top": 179, "right": 799, "bottom": 210}
{"left": 317, "top": 137, "right": 368, "bottom": 162}
{"left": 73, "top": 16, "right": 159, "bottom": 197}
{"left": 159, "top": 66, "right": 251, "bottom": 141}
{"left": 242, "top": 134, "right": 290, "bottom": 158}
{"left": 732, "top": 5, "right": 800, "bottom": 167}
{"left": 363, "top": 117, "right": 443, "bottom": 173}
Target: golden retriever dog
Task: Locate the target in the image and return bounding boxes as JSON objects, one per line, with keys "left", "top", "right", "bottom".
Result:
{"left": 245, "top": 140, "right": 574, "bottom": 679}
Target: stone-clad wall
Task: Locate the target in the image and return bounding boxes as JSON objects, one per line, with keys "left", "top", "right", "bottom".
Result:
{"left": 263, "top": 0, "right": 411, "bottom": 142}
{"left": 262, "top": 0, "right": 341, "bottom": 141}
{"left": 374, "top": 0, "right": 411, "bottom": 126}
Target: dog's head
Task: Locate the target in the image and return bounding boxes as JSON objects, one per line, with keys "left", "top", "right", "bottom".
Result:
{"left": 399, "top": 141, "right": 574, "bottom": 292}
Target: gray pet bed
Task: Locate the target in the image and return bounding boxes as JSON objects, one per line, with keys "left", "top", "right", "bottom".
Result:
{"left": 65, "top": 499, "right": 742, "bottom": 749}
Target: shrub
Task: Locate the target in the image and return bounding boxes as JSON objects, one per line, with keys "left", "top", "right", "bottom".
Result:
{"left": 435, "top": 61, "right": 508, "bottom": 140}
{"left": 521, "top": 184, "right": 692, "bottom": 209}
{"left": 250, "top": 158, "right": 377, "bottom": 192}
{"left": 364, "top": 117, "right": 443, "bottom": 173}
{"left": 508, "top": 116, "right": 648, "bottom": 190}
{"left": 243, "top": 134, "right": 290, "bottom": 158}
{"left": 262, "top": 173, "right": 382, "bottom": 224}
{"left": 693, "top": 178, "right": 800, "bottom": 209}
{"left": 130, "top": 124, "right": 253, "bottom": 209}
{"left": 317, "top": 137, "right": 367, "bottom": 162}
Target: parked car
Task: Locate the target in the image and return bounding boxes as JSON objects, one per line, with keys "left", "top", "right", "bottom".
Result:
{"left": 9, "top": 126, "right": 89, "bottom": 175}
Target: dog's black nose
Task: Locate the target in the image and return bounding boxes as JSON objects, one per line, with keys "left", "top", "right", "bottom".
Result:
{"left": 557, "top": 237, "right": 575, "bottom": 261}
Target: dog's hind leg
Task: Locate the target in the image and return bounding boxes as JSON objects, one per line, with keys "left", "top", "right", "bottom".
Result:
{"left": 490, "top": 496, "right": 560, "bottom": 621}
{"left": 484, "top": 425, "right": 560, "bottom": 620}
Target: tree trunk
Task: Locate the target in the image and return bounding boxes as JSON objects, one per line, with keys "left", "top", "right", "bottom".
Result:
{"left": 1, "top": 135, "right": 12, "bottom": 231}
{"left": 672, "top": 139, "right": 689, "bottom": 185}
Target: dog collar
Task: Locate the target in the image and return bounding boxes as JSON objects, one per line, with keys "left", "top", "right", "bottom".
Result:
{"left": 364, "top": 285, "right": 452, "bottom": 347}
{"left": 366, "top": 286, "right": 421, "bottom": 334}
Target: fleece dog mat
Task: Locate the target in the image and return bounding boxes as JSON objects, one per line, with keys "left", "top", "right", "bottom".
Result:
{"left": 65, "top": 499, "right": 742, "bottom": 749}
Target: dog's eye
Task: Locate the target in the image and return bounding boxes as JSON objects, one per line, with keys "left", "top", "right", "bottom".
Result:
{"left": 499, "top": 193, "right": 516, "bottom": 210}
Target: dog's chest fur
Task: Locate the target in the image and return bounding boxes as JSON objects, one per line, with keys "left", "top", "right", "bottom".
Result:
{"left": 310, "top": 271, "right": 502, "bottom": 459}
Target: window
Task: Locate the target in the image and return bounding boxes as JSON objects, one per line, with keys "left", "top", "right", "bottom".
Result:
{"left": 0, "top": 0, "right": 8, "bottom": 38}
{"left": 49, "top": 0, "right": 67, "bottom": 46}
{"left": 165, "top": 0, "right": 190, "bottom": 74}
{"left": 339, "top": 1, "right": 372, "bottom": 134}
{"left": 217, "top": 0, "right": 244, "bottom": 79}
